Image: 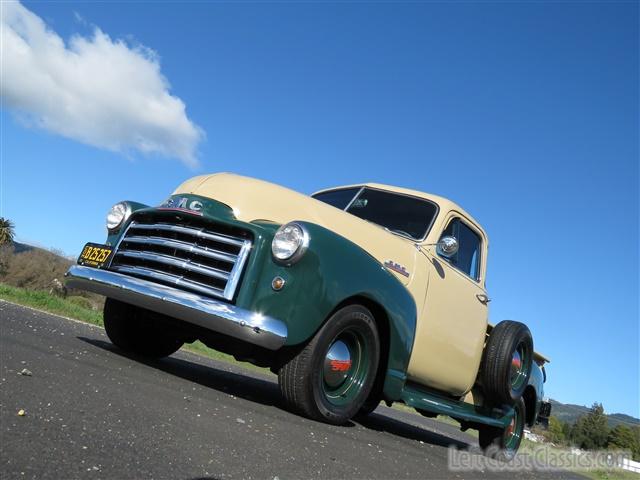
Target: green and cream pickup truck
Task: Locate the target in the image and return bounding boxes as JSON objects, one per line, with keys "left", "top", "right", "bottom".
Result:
{"left": 66, "top": 173, "right": 551, "bottom": 461}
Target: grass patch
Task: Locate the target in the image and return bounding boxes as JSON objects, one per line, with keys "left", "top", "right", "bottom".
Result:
{"left": 519, "top": 440, "right": 637, "bottom": 479}
{"left": 0, "top": 283, "right": 103, "bottom": 326}
{"left": 578, "top": 470, "right": 639, "bottom": 480}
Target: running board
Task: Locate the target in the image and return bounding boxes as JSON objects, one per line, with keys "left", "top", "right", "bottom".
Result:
{"left": 401, "top": 384, "right": 513, "bottom": 429}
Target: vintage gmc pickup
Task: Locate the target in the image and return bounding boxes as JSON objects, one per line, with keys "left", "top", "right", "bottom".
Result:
{"left": 66, "top": 173, "right": 551, "bottom": 461}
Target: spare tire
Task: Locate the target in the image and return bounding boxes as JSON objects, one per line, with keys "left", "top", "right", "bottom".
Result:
{"left": 481, "top": 320, "right": 533, "bottom": 406}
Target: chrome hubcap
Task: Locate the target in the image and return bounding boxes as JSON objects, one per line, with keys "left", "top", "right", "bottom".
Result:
{"left": 504, "top": 408, "right": 522, "bottom": 453}
{"left": 323, "top": 340, "right": 352, "bottom": 388}
{"left": 510, "top": 350, "right": 523, "bottom": 384}
{"left": 506, "top": 417, "right": 516, "bottom": 437}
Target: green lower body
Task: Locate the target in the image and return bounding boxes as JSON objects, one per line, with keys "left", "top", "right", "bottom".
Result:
{"left": 400, "top": 383, "right": 513, "bottom": 429}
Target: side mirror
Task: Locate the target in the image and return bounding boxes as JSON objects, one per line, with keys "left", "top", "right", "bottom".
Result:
{"left": 437, "top": 235, "right": 459, "bottom": 258}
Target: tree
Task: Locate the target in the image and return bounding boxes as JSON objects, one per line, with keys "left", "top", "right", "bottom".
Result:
{"left": 0, "top": 218, "right": 15, "bottom": 245}
{"left": 608, "top": 424, "right": 640, "bottom": 461}
{"left": 562, "top": 420, "right": 573, "bottom": 442}
{"left": 545, "top": 416, "right": 566, "bottom": 445}
{"left": 572, "top": 403, "right": 609, "bottom": 450}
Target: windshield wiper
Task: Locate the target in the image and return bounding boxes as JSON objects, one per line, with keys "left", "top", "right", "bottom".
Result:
{"left": 383, "top": 226, "right": 417, "bottom": 241}
{"left": 358, "top": 219, "right": 417, "bottom": 241}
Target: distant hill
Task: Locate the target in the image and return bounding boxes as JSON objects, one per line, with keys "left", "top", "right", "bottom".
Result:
{"left": 550, "top": 399, "right": 640, "bottom": 428}
{"left": 12, "top": 241, "right": 37, "bottom": 254}
{"left": 0, "top": 241, "right": 73, "bottom": 290}
{"left": 11, "top": 241, "right": 72, "bottom": 260}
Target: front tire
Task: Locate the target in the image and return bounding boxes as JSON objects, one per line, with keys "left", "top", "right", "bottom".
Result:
{"left": 278, "top": 305, "right": 380, "bottom": 425}
{"left": 104, "top": 298, "right": 184, "bottom": 358}
{"left": 356, "top": 397, "right": 380, "bottom": 418}
{"left": 479, "top": 398, "right": 526, "bottom": 462}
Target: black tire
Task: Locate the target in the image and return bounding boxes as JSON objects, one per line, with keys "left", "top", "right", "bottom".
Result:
{"left": 481, "top": 320, "right": 533, "bottom": 405}
{"left": 356, "top": 373, "right": 386, "bottom": 418}
{"left": 356, "top": 397, "right": 380, "bottom": 418}
{"left": 103, "top": 298, "right": 184, "bottom": 358}
{"left": 479, "top": 398, "right": 526, "bottom": 462}
{"left": 278, "top": 305, "right": 380, "bottom": 425}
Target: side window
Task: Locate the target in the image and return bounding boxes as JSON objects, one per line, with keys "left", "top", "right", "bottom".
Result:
{"left": 439, "top": 218, "right": 481, "bottom": 281}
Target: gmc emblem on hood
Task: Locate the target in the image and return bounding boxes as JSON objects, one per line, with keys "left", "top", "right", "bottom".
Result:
{"left": 159, "top": 196, "right": 204, "bottom": 214}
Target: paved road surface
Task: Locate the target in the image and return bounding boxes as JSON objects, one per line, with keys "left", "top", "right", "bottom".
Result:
{"left": 1, "top": 301, "right": 583, "bottom": 479}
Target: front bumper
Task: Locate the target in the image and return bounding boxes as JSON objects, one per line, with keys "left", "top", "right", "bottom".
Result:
{"left": 537, "top": 400, "right": 552, "bottom": 426}
{"left": 65, "top": 265, "right": 288, "bottom": 350}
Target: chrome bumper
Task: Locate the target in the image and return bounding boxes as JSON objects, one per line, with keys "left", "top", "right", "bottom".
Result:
{"left": 65, "top": 265, "right": 287, "bottom": 350}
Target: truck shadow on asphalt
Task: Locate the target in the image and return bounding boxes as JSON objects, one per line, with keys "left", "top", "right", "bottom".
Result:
{"left": 354, "top": 413, "right": 471, "bottom": 451}
{"left": 77, "top": 336, "right": 285, "bottom": 408}
{"left": 78, "top": 336, "right": 473, "bottom": 452}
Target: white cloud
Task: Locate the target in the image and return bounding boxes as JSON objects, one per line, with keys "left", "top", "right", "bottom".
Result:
{"left": 1, "top": 2, "right": 204, "bottom": 167}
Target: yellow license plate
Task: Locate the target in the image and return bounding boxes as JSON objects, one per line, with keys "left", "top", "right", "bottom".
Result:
{"left": 78, "top": 243, "right": 113, "bottom": 268}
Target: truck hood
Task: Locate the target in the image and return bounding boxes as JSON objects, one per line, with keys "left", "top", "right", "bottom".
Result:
{"left": 173, "top": 173, "right": 417, "bottom": 285}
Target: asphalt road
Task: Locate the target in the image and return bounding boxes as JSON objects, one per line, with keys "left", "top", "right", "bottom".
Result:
{"left": 1, "top": 301, "right": 584, "bottom": 480}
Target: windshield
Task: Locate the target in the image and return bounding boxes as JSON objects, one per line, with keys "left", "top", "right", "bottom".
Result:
{"left": 312, "top": 187, "right": 438, "bottom": 240}
{"left": 311, "top": 187, "right": 361, "bottom": 210}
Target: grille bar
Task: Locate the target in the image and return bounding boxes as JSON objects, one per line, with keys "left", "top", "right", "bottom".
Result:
{"left": 110, "top": 219, "right": 252, "bottom": 301}
{"left": 112, "top": 265, "right": 226, "bottom": 298}
{"left": 116, "top": 249, "right": 231, "bottom": 281}
{"left": 129, "top": 223, "right": 246, "bottom": 248}
{"left": 122, "top": 236, "right": 237, "bottom": 264}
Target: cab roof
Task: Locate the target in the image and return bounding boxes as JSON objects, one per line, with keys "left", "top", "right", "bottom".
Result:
{"left": 312, "top": 182, "right": 487, "bottom": 238}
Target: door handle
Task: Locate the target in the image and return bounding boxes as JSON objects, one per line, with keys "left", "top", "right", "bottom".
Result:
{"left": 476, "top": 294, "right": 491, "bottom": 305}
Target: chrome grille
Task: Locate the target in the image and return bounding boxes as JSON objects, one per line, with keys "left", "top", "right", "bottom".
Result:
{"left": 110, "top": 218, "right": 252, "bottom": 301}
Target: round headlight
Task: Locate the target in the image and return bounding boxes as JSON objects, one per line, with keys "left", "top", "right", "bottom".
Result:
{"left": 272, "top": 223, "right": 309, "bottom": 265}
{"left": 106, "top": 202, "right": 131, "bottom": 232}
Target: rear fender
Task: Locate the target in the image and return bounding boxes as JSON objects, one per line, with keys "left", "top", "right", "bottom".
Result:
{"left": 523, "top": 363, "right": 545, "bottom": 425}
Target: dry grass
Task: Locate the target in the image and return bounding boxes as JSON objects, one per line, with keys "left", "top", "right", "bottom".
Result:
{"left": 0, "top": 245, "right": 104, "bottom": 310}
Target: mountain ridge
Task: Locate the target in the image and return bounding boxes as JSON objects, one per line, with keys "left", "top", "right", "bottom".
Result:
{"left": 550, "top": 399, "right": 639, "bottom": 427}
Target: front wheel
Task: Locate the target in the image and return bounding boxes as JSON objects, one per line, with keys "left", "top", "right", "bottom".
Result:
{"left": 479, "top": 398, "right": 526, "bottom": 462}
{"left": 355, "top": 397, "right": 380, "bottom": 418}
{"left": 278, "top": 305, "right": 380, "bottom": 425}
{"left": 104, "top": 298, "right": 184, "bottom": 358}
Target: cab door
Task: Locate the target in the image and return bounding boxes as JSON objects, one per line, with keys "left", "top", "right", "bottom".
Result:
{"left": 407, "top": 213, "right": 489, "bottom": 396}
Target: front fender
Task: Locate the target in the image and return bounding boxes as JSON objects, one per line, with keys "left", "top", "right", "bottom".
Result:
{"left": 240, "top": 221, "right": 417, "bottom": 400}
{"left": 105, "top": 201, "right": 150, "bottom": 245}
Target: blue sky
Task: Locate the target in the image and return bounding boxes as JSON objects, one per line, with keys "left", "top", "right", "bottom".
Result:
{"left": 2, "top": 1, "right": 638, "bottom": 417}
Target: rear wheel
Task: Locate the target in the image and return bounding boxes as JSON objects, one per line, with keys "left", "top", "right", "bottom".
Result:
{"left": 278, "top": 305, "right": 380, "bottom": 425}
{"left": 103, "top": 298, "right": 184, "bottom": 358}
{"left": 479, "top": 398, "right": 526, "bottom": 462}
{"left": 481, "top": 320, "right": 533, "bottom": 405}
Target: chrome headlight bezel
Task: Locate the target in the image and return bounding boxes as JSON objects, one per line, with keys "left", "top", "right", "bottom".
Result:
{"left": 271, "top": 222, "right": 310, "bottom": 265}
{"left": 106, "top": 201, "right": 132, "bottom": 232}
